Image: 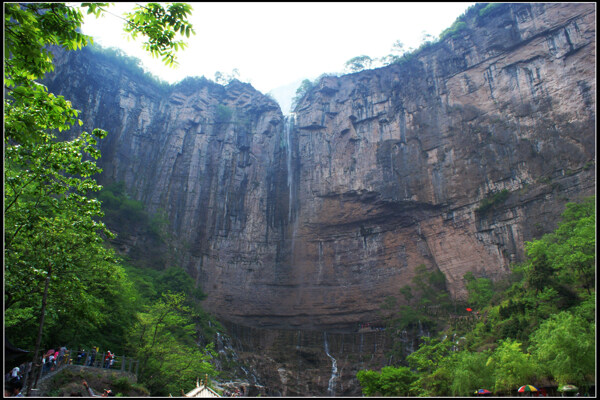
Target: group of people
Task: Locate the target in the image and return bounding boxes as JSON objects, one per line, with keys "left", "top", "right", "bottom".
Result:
{"left": 41, "top": 346, "right": 69, "bottom": 374}
{"left": 357, "top": 322, "right": 385, "bottom": 332}
{"left": 74, "top": 347, "right": 116, "bottom": 369}
{"left": 5, "top": 345, "right": 121, "bottom": 397}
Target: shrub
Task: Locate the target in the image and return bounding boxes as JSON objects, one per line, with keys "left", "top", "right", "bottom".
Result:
{"left": 439, "top": 21, "right": 468, "bottom": 41}
{"left": 475, "top": 189, "right": 510, "bottom": 215}
{"left": 215, "top": 104, "right": 233, "bottom": 123}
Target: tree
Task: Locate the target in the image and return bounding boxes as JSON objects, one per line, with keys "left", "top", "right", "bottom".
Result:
{"left": 292, "top": 78, "right": 314, "bottom": 109}
{"left": 357, "top": 366, "right": 416, "bottom": 396}
{"left": 214, "top": 68, "right": 240, "bottom": 85}
{"left": 449, "top": 350, "right": 494, "bottom": 396}
{"left": 406, "top": 336, "right": 454, "bottom": 396}
{"left": 523, "top": 244, "right": 554, "bottom": 293}
{"left": 547, "top": 197, "right": 595, "bottom": 293}
{"left": 123, "top": 3, "right": 195, "bottom": 67}
{"left": 379, "top": 40, "right": 414, "bottom": 66}
{"left": 126, "top": 292, "right": 217, "bottom": 396}
{"left": 344, "top": 55, "right": 373, "bottom": 73}
{"left": 529, "top": 311, "right": 595, "bottom": 387}
{"left": 464, "top": 271, "right": 495, "bottom": 309}
{"left": 485, "top": 339, "right": 538, "bottom": 394}
{"left": 522, "top": 196, "right": 595, "bottom": 295}
{"left": 4, "top": 3, "right": 195, "bottom": 387}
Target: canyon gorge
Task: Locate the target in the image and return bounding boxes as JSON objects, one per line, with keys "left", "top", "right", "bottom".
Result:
{"left": 43, "top": 3, "right": 595, "bottom": 395}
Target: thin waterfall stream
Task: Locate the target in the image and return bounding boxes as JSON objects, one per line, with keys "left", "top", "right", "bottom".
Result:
{"left": 323, "top": 332, "right": 338, "bottom": 396}
{"left": 284, "top": 113, "right": 296, "bottom": 223}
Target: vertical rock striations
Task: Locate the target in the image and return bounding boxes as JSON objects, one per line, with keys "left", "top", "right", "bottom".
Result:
{"left": 44, "top": 3, "right": 595, "bottom": 332}
{"left": 288, "top": 2, "right": 595, "bottom": 325}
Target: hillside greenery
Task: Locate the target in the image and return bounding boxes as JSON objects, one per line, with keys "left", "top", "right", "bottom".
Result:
{"left": 357, "top": 196, "right": 596, "bottom": 396}
{"left": 4, "top": 2, "right": 225, "bottom": 396}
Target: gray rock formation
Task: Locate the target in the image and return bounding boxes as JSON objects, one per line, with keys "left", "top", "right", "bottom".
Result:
{"left": 44, "top": 3, "right": 595, "bottom": 335}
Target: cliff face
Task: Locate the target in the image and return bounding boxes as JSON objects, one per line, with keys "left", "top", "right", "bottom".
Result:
{"left": 45, "top": 3, "right": 595, "bottom": 332}
{"left": 285, "top": 2, "right": 596, "bottom": 329}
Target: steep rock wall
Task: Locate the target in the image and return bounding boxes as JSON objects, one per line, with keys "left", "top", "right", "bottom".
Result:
{"left": 44, "top": 3, "right": 596, "bottom": 332}
{"left": 286, "top": 2, "right": 595, "bottom": 328}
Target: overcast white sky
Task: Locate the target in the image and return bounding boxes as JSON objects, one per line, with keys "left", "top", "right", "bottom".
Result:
{"left": 77, "top": 2, "right": 474, "bottom": 105}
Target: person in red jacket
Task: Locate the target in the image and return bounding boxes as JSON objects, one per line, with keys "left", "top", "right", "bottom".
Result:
{"left": 104, "top": 351, "right": 112, "bottom": 369}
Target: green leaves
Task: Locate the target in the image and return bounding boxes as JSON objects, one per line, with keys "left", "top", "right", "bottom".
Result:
{"left": 357, "top": 366, "right": 416, "bottom": 396}
{"left": 485, "top": 339, "right": 538, "bottom": 393}
{"left": 344, "top": 55, "right": 373, "bottom": 73}
{"left": 359, "top": 197, "right": 596, "bottom": 397}
{"left": 123, "top": 3, "right": 195, "bottom": 68}
{"left": 126, "top": 292, "right": 217, "bottom": 396}
{"left": 5, "top": 3, "right": 92, "bottom": 85}
{"left": 529, "top": 311, "right": 595, "bottom": 386}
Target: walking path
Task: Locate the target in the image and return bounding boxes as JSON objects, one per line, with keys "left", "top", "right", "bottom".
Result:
{"left": 15, "top": 350, "right": 139, "bottom": 396}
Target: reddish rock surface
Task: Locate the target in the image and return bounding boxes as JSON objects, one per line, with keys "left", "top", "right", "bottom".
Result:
{"left": 45, "top": 3, "right": 595, "bottom": 334}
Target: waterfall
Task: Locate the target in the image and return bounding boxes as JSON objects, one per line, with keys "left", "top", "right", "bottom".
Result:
{"left": 283, "top": 114, "right": 296, "bottom": 223}
{"left": 216, "top": 332, "right": 226, "bottom": 355}
{"left": 323, "top": 332, "right": 338, "bottom": 396}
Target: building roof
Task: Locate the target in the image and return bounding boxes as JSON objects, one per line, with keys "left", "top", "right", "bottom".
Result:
{"left": 184, "top": 379, "right": 221, "bottom": 398}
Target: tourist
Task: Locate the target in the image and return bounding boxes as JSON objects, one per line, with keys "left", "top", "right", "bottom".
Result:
{"left": 89, "top": 348, "right": 96, "bottom": 367}
{"left": 59, "top": 345, "right": 67, "bottom": 364}
{"left": 10, "top": 366, "right": 20, "bottom": 381}
{"left": 104, "top": 351, "right": 112, "bottom": 368}
{"left": 82, "top": 380, "right": 115, "bottom": 397}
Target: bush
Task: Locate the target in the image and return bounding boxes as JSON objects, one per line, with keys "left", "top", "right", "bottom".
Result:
{"left": 439, "top": 21, "right": 468, "bottom": 41}
{"left": 478, "top": 3, "right": 503, "bottom": 18}
{"left": 215, "top": 104, "right": 233, "bottom": 123}
{"left": 475, "top": 189, "right": 510, "bottom": 215}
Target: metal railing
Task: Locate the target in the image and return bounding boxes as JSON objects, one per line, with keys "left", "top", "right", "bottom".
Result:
{"left": 22, "top": 351, "right": 139, "bottom": 393}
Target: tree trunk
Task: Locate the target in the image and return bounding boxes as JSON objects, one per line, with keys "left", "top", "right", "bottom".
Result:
{"left": 26, "top": 265, "right": 52, "bottom": 396}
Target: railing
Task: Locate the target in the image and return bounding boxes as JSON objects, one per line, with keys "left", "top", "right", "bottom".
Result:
{"left": 22, "top": 351, "right": 139, "bottom": 394}
{"left": 67, "top": 352, "right": 139, "bottom": 375}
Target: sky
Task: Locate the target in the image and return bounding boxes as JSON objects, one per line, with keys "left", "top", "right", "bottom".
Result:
{"left": 76, "top": 2, "right": 475, "bottom": 110}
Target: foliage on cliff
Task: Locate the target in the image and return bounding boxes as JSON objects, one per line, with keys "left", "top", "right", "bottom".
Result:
{"left": 358, "top": 197, "right": 596, "bottom": 396}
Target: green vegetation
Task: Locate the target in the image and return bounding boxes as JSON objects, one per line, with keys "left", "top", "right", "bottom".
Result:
{"left": 44, "top": 368, "right": 150, "bottom": 397}
{"left": 215, "top": 104, "right": 234, "bottom": 123}
{"left": 344, "top": 55, "right": 374, "bottom": 73}
{"left": 357, "top": 197, "right": 596, "bottom": 396}
{"left": 357, "top": 366, "right": 416, "bottom": 396}
{"left": 123, "top": 3, "right": 195, "bottom": 67}
{"left": 475, "top": 189, "right": 510, "bottom": 215}
{"left": 439, "top": 20, "right": 468, "bottom": 41}
{"left": 479, "top": 3, "right": 503, "bottom": 18}
{"left": 214, "top": 68, "right": 240, "bottom": 85}
{"left": 126, "top": 292, "right": 217, "bottom": 396}
{"left": 292, "top": 78, "right": 316, "bottom": 110}
{"left": 380, "top": 264, "right": 454, "bottom": 360}
{"left": 85, "top": 44, "right": 171, "bottom": 90}
{"left": 4, "top": 3, "right": 223, "bottom": 396}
